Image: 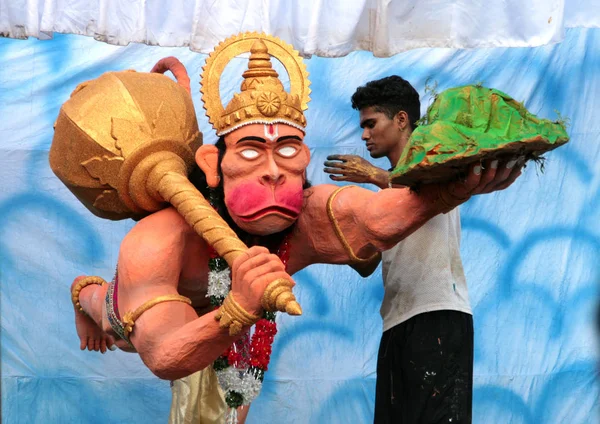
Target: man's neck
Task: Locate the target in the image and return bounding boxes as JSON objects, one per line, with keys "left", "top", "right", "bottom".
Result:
{"left": 386, "top": 128, "right": 412, "bottom": 169}
{"left": 387, "top": 134, "right": 410, "bottom": 169}
{"left": 387, "top": 152, "right": 400, "bottom": 170}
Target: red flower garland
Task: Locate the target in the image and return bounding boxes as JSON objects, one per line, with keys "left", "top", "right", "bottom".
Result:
{"left": 207, "top": 194, "right": 294, "bottom": 408}
{"left": 249, "top": 319, "right": 277, "bottom": 370}
{"left": 209, "top": 230, "right": 292, "bottom": 379}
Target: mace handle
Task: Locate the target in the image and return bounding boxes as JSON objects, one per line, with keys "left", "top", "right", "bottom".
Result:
{"left": 148, "top": 153, "right": 302, "bottom": 316}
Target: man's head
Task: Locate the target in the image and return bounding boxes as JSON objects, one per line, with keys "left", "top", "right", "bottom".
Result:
{"left": 196, "top": 123, "right": 311, "bottom": 236}
{"left": 351, "top": 76, "right": 421, "bottom": 162}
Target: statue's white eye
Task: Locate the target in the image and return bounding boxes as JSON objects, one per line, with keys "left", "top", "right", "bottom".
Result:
{"left": 240, "top": 149, "right": 259, "bottom": 159}
{"left": 278, "top": 145, "right": 298, "bottom": 157}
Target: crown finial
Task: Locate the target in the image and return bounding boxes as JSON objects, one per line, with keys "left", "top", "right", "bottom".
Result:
{"left": 242, "top": 40, "right": 278, "bottom": 77}
{"left": 240, "top": 39, "right": 281, "bottom": 92}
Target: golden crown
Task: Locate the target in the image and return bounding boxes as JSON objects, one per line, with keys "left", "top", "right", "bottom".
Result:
{"left": 201, "top": 32, "right": 311, "bottom": 136}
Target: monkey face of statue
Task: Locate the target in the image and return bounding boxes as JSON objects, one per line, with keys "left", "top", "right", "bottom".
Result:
{"left": 196, "top": 123, "right": 311, "bottom": 236}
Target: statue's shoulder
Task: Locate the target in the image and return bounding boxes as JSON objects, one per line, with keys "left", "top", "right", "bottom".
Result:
{"left": 297, "top": 184, "right": 341, "bottom": 231}
{"left": 302, "top": 184, "right": 367, "bottom": 214}
{"left": 302, "top": 184, "right": 338, "bottom": 208}
{"left": 121, "top": 207, "right": 193, "bottom": 258}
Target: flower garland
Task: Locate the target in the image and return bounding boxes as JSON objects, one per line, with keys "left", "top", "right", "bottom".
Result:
{"left": 206, "top": 222, "right": 292, "bottom": 422}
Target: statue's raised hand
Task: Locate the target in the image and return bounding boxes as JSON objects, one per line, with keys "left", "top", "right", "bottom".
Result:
{"left": 324, "top": 154, "right": 389, "bottom": 187}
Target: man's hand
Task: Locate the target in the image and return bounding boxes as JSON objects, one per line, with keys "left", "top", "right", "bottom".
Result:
{"left": 230, "top": 246, "right": 294, "bottom": 316}
{"left": 324, "top": 154, "right": 390, "bottom": 189}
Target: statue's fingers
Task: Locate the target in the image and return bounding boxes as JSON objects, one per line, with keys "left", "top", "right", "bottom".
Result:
{"left": 491, "top": 167, "right": 523, "bottom": 192}
{"left": 472, "top": 160, "right": 498, "bottom": 194}
{"left": 484, "top": 157, "right": 523, "bottom": 193}
{"left": 450, "top": 162, "right": 482, "bottom": 198}
{"left": 480, "top": 158, "right": 516, "bottom": 193}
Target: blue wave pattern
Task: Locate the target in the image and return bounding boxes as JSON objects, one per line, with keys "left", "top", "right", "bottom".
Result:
{"left": 1, "top": 28, "right": 598, "bottom": 423}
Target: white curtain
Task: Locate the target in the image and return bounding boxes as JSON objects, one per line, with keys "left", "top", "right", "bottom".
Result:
{"left": 0, "top": 0, "right": 598, "bottom": 57}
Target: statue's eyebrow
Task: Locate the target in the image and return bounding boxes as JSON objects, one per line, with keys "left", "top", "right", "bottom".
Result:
{"left": 236, "top": 136, "right": 266, "bottom": 144}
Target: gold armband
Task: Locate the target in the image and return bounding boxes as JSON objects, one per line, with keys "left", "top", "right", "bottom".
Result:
{"left": 122, "top": 294, "right": 192, "bottom": 339}
{"left": 215, "top": 293, "right": 260, "bottom": 336}
{"left": 326, "top": 185, "right": 380, "bottom": 264}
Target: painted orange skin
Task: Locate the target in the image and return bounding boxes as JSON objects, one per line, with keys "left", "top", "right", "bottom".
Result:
{"left": 73, "top": 122, "right": 521, "bottom": 382}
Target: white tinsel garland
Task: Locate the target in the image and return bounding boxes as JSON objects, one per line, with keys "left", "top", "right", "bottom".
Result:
{"left": 207, "top": 268, "right": 231, "bottom": 299}
{"left": 216, "top": 367, "right": 263, "bottom": 405}
{"left": 207, "top": 267, "right": 263, "bottom": 410}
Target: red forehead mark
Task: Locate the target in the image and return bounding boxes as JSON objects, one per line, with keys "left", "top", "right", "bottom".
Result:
{"left": 264, "top": 124, "right": 279, "bottom": 141}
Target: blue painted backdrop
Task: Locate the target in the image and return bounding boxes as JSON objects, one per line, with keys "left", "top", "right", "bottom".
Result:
{"left": 1, "top": 28, "right": 599, "bottom": 423}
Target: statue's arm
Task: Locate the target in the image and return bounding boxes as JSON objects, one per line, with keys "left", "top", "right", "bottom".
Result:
{"left": 293, "top": 161, "right": 520, "bottom": 268}
{"left": 293, "top": 184, "right": 443, "bottom": 267}
{"left": 116, "top": 208, "right": 240, "bottom": 380}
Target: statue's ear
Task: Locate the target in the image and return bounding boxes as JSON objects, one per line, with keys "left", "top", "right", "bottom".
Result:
{"left": 302, "top": 143, "right": 311, "bottom": 161}
{"left": 301, "top": 143, "right": 311, "bottom": 184}
{"left": 196, "top": 145, "right": 220, "bottom": 187}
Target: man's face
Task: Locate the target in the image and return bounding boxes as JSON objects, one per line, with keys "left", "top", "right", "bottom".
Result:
{"left": 359, "top": 106, "right": 403, "bottom": 159}
{"left": 221, "top": 123, "right": 310, "bottom": 236}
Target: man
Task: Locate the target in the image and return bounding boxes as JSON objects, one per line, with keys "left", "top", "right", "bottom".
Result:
{"left": 69, "top": 37, "right": 521, "bottom": 423}
{"left": 324, "top": 75, "right": 523, "bottom": 423}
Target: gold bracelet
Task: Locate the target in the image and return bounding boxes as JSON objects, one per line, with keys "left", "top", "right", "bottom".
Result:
{"left": 215, "top": 292, "right": 260, "bottom": 336}
{"left": 71, "top": 276, "right": 107, "bottom": 313}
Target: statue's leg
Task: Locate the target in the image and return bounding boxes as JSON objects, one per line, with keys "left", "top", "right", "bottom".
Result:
{"left": 71, "top": 276, "right": 116, "bottom": 353}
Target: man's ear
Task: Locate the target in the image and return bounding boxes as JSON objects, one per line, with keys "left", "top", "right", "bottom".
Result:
{"left": 395, "top": 111, "right": 409, "bottom": 131}
{"left": 195, "top": 144, "right": 220, "bottom": 187}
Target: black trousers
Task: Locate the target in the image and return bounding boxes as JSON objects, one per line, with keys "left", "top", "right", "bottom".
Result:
{"left": 374, "top": 310, "right": 474, "bottom": 424}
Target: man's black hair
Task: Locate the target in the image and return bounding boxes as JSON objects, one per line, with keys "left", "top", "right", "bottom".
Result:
{"left": 351, "top": 75, "right": 421, "bottom": 129}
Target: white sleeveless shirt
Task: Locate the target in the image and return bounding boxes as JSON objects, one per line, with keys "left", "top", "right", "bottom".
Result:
{"left": 380, "top": 207, "right": 472, "bottom": 332}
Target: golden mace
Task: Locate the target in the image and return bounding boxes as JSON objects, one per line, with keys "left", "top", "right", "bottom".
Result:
{"left": 50, "top": 58, "right": 301, "bottom": 317}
